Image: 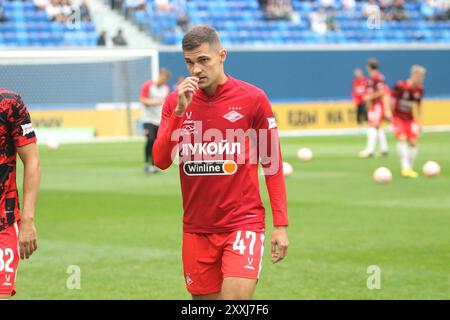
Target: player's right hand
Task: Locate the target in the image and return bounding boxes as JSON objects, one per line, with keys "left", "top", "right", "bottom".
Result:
{"left": 175, "top": 77, "right": 199, "bottom": 116}
{"left": 18, "top": 217, "right": 38, "bottom": 259}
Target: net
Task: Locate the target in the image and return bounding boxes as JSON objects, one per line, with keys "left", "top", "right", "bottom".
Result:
{"left": 0, "top": 49, "right": 159, "bottom": 141}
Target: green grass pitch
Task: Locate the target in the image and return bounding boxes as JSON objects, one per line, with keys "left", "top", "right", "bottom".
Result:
{"left": 14, "top": 132, "right": 449, "bottom": 299}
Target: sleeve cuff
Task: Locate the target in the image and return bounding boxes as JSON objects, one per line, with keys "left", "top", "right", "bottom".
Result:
{"left": 15, "top": 137, "right": 37, "bottom": 148}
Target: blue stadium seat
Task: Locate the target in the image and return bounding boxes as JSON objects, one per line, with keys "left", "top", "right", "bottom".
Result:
{"left": 15, "top": 32, "right": 29, "bottom": 46}
{"left": 0, "top": 0, "right": 96, "bottom": 47}
{"left": 2, "top": 0, "right": 448, "bottom": 46}
{"left": 3, "top": 32, "right": 16, "bottom": 44}
{"left": 0, "top": 22, "right": 15, "bottom": 33}
{"left": 50, "top": 23, "right": 64, "bottom": 33}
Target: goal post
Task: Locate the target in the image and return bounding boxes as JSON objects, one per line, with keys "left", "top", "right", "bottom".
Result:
{"left": 0, "top": 48, "right": 159, "bottom": 142}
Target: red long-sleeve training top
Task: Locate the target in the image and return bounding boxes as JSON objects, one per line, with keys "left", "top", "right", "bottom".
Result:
{"left": 153, "top": 75, "right": 288, "bottom": 233}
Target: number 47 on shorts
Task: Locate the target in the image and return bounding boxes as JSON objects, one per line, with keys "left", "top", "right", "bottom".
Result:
{"left": 233, "top": 231, "right": 259, "bottom": 255}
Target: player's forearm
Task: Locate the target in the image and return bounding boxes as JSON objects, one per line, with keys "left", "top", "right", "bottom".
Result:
{"left": 383, "top": 99, "right": 393, "bottom": 118}
{"left": 366, "top": 90, "right": 384, "bottom": 101}
{"left": 260, "top": 127, "right": 288, "bottom": 226}
{"left": 141, "top": 98, "right": 164, "bottom": 107}
{"left": 413, "top": 103, "right": 421, "bottom": 124}
{"left": 21, "top": 158, "right": 40, "bottom": 221}
{"left": 265, "top": 167, "right": 289, "bottom": 226}
{"left": 390, "top": 100, "right": 395, "bottom": 113}
{"left": 153, "top": 112, "right": 184, "bottom": 169}
{"left": 415, "top": 114, "right": 421, "bottom": 126}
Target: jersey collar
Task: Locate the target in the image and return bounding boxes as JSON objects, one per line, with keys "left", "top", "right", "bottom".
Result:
{"left": 197, "top": 75, "right": 232, "bottom": 101}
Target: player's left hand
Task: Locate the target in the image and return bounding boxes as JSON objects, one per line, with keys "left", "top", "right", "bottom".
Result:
{"left": 18, "top": 216, "right": 38, "bottom": 259}
{"left": 271, "top": 226, "right": 289, "bottom": 264}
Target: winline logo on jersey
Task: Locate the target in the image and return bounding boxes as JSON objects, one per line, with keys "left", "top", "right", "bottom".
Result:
{"left": 169, "top": 120, "right": 281, "bottom": 176}
{"left": 183, "top": 160, "right": 238, "bottom": 176}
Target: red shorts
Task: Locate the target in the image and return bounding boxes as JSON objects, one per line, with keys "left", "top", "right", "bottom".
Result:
{"left": 0, "top": 222, "right": 19, "bottom": 296}
{"left": 182, "top": 229, "right": 265, "bottom": 295}
{"left": 367, "top": 102, "right": 385, "bottom": 127}
{"left": 393, "top": 117, "right": 420, "bottom": 141}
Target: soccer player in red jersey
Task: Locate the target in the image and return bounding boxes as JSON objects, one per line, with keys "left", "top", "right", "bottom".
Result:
{"left": 391, "top": 65, "right": 426, "bottom": 178}
{"left": 351, "top": 68, "right": 368, "bottom": 125}
{"left": 0, "top": 90, "right": 40, "bottom": 299}
{"left": 152, "top": 25, "right": 289, "bottom": 300}
{"left": 140, "top": 68, "right": 171, "bottom": 174}
{"left": 359, "top": 58, "right": 392, "bottom": 158}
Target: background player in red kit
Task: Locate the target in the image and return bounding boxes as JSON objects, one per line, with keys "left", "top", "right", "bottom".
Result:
{"left": 391, "top": 65, "right": 426, "bottom": 178}
{"left": 359, "top": 58, "right": 392, "bottom": 158}
{"left": 140, "top": 68, "right": 171, "bottom": 174}
{"left": 152, "top": 25, "right": 289, "bottom": 300}
{"left": 351, "top": 68, "right": 368, "bottom": 125}
{"left": 0, "top": 90, "right": 40, "bottom": 299}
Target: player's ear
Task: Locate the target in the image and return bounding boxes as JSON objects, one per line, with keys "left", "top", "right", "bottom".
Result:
{"left": 219, "top": 48, "right": 227, "bottom": 64}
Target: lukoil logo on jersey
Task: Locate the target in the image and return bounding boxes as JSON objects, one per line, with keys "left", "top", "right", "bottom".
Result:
{"left": 180, "top": 141, "right": 241, "bottom": 157}
{"left": 172, "top": 125, "right": 281, "bottom": 176}
{"left": 183, "top": 160, "right": 238, "bottom": 176}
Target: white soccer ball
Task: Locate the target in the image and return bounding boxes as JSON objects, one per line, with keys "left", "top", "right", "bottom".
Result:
{"left": 46, "top": 138, "right": 60, "bottom": 150}
{"left": 297, "top": 147, "right": 313, "bottom": 161}
{"left": 283, "top": 162, "right": 293, "bottom": 177}
{"left": 373, "top": 167, "right": 392, "bottom": 184}
{"left": 423, "top": 161, "right": 440, "bottom": 177}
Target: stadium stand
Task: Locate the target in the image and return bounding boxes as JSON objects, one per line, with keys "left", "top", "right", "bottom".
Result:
{"left": 123, "top": 0, "right": 450, "bottom": 45}
{"left": 0, "top": 0, "right": 97, "bottom": 46}
{"left": 0, "top": 0, "right": 449, "bottom": 46}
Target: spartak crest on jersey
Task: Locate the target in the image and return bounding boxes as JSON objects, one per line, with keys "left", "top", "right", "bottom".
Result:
{"left": 223, "top": 110, "right": 244, "bottom": 123}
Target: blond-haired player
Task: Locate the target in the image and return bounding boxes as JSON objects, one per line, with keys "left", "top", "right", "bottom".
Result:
{"left": 391, "top": 65, "right": 426, "bottom": 178}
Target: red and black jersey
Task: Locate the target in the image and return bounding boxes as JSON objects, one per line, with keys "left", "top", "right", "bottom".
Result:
{"left": 391, "top": 80, "right": 424, "bottom": 121}
{"left": 352, "top": 77, "right": 367, "bottom": 105}
{"left": 366, "top": 71, "right": 387, "bottom": 106}
{"left": 0, "top": 89, "right": 37, "bottom": 232}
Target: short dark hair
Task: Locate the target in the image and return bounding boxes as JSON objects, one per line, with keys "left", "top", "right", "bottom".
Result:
{"left": 367, "top": 58, "right": 379, "bottom": 70}
{"left": 182, "top": 25, "right": 221, "bottom": 51}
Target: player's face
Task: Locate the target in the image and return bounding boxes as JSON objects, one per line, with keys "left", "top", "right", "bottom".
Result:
{"left": 159, "top": 71, "right": 170, "bottom": 84}
{"left": 411, "top": 71, "right": 425, "bottom": 86}
{"left": 183, "top": 43, "right": 227, "bottom": 90}
{"left": 354, "top": 69, "right": 363, "bottom": 78}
